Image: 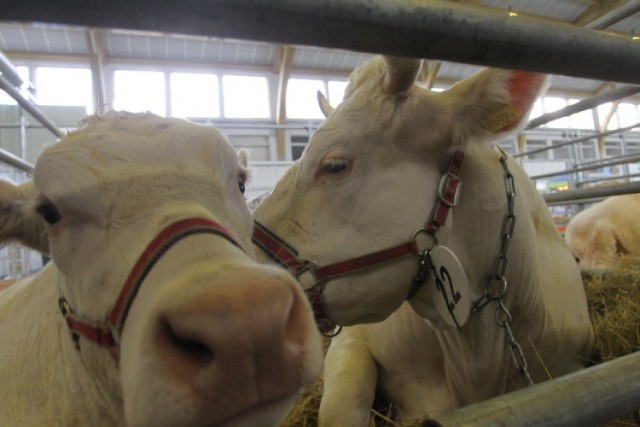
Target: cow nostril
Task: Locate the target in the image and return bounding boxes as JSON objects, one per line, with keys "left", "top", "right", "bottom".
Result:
{"left": 161, "top": 318, "right": 215, "bottom": 365}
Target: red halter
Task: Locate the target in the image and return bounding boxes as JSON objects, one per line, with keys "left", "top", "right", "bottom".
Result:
{"left": 58, "top": 217, "right": 244, "bottom": 361}
{"left": 253, "top": 150, "right": 464, "bottom": 335}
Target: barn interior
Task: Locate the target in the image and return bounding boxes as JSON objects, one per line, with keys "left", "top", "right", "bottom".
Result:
{"left": 1, "top": 1, "right": 639, "bottom": 424}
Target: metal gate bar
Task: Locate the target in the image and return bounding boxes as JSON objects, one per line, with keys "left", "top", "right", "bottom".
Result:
{"left": 430, "top": 351, "right": 640, "bottom": 427}
{"left": 514, "top": 123, "right": 640, "bottom": 158}
{"left": 530, "top": 153, "right": 640, "bottom": 181}
{"left": 543, "top": 181, "right": 640, "bottom": 204}
{"left": 0, "top": 75, "right": 61, "bottom": 138}
{"left": 0, "top": 148, "right": 35, "bottom": 174}
{"left": 526, "top": 85, "right": 640, "bottom": 130}
{"left": 3, "top": 0, "right": 640, "bottom": 84}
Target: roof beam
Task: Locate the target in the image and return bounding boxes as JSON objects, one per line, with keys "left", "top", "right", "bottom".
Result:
{"left": 573, "top": 0, "right": 626, "bottom": 27}
{"left": 275, "top": 45, "right": 293, "bottom": 125}
{"left": 583, "top": 0, "right": 640, "bottom": 30}
{"left": 275, "top": 45, "right": 293, "bottom": 160}
{"left": 85, "top": 29, "right": 108, "bottom": 111}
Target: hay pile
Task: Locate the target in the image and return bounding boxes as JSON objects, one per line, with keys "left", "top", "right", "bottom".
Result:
{"left": 282, "top": 258, "right": 640, "bottom": 427}
{"left": 584, "top": 258, "right": 640, "bottom": 364}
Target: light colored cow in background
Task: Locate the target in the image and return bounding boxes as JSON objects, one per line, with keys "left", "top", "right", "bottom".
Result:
{"left": 565, "top": 194, "right": 640, "bottom": 269}
{"left": 0, "top": 112, "right": 323, "bottom": 427}
{"left": 254, "top": 57, "right": 594, "bottom": 425}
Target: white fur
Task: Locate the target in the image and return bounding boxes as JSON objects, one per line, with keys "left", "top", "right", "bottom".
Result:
{"left": 254, "top": 57, "right": 593, "bottom": 425}
{"left": 565, "top": 194, "right": 640, "bottom": 268}
{"left": 0, "top": 112, "right": 323, "bottom": 426}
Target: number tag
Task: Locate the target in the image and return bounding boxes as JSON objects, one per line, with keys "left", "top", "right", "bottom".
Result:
{"left": 427, "top": 246, "right": 470, "bottom": 329}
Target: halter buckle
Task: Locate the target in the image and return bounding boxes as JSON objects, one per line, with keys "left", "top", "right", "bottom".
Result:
{"left": 438, "top": 172, "right": 462, "bottom": 208}
{"left": 295, "top": 260, "right": 322, "bottom": 290}
{"left": 58, "top": 296, "right": 72, "bottom": 316}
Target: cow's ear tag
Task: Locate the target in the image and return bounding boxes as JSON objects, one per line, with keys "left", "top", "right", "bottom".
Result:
{"left": 427, "top": 246, "right": 471, "bottom": 329}
{"left": 482, "top": 103, "right": 517, "bottom": 133}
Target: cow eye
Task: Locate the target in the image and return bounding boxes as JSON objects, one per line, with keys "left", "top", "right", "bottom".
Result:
{"left": 36, "top": 203, "right": 62, "bottom": 225}
{"left": 321, "top": 159, "right": 349, "bottom": 174}
{"left": 238, "top": 176, "right": 246, "bottom": 194}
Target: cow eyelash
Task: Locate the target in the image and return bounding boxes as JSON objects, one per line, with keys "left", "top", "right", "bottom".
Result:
{"left": 321, "top": 159, "right": 349, "bottom": 174}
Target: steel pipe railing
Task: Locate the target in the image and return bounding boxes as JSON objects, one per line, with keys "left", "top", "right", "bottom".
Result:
{"left": 526, "top": 85, "right": 640, "bottom": 130}
{"left": 0, "top": 74, "right": 62, "bottom": 138}
{"left": 514, "top": 123, "right": 640, "bottom": 158}
{"left": 577, "top": 172, "right": 640, "bottom": 187}
{"left": 4, "top": 0, "right": 640, "bottom": 84}
{"left": 529, "top": 153, "right": 640, "bottom": 181}
{"left": 0, "top": 50, "right": 24, "bottom": 88}
{"left": 577, "top": 151, "right": 640, "bottom": 168}
{"left": 543, "top": 181, "right": 640, "bottom": 204}
{"left": 0, "top": 148, "right": 35, "bottom": 174}
{"left": 429, "top": 351, "right": 640, "bottom": 427}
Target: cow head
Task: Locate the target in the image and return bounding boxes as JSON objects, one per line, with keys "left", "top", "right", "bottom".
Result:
{"left": 2, "top": 112, "right": 322, "bottom": 426}
{"left": 254, "top": 56, "right": 545, "bottom": 327}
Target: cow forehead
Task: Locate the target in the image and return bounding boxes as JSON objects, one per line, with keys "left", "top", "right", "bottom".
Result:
{"left": 36, "top": 114, "right": 240, "bottom": 187}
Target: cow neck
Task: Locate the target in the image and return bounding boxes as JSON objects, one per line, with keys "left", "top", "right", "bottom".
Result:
{"left": 57, "top": 217, "right": 244, "bottom": 363}
{"left": 252, "top": 149, "right": 464, "bottom": 336}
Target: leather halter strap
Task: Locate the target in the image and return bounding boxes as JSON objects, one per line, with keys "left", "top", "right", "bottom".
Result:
{"left": 253, "top": 150, "right": 464, "bottom": 334}
{"left": 59, "top": 217, "right": 243, "bottom": 361}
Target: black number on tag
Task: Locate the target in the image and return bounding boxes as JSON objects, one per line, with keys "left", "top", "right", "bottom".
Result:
{"left": 437, "top": 266, "right": 461, "bottom": 311}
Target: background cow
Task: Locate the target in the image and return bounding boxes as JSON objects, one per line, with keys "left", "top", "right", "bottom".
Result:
{"left": 253, "top": 57, "right": 594, "bottom": 425}
{"left": 0, "top": 112, "right": 322, "bottom": 426}
{"left": 565, "top": 194, "right": 640, "bottom": 269}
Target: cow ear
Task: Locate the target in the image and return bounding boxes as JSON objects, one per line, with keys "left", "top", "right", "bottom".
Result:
{"left": 317, "top": 91, "right": 334, "bottom": 117}
{"left": 238, "top": 149, "right": 249, "bottom": 168}
{"left": 383, "top": 56, "right": 422, "bottom": 94}
{"left": 443, "top": 69, "right": 547, "bottom": 142}
{"left": 0, "top": 180, "right": 50, "bottom": 254}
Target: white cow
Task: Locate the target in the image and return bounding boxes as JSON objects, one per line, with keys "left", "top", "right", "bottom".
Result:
{"left": 0, "top": 112, "right": 323, "bottom": 427}
{"left": 253, "top": 57, "right": 594, "bottom": 425}
{"left": 565, "top": 194, "right": 640, "bottom": 269}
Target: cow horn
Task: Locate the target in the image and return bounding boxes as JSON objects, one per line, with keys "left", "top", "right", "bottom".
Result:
{"left": 317, "top": 91, "right": 334, "bottom": 117}
{"left": 383, "top": 56, "right": 422, "bottom": 94}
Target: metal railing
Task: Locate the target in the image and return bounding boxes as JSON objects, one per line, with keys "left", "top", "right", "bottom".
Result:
{"left": 4, "top": 0, "right": 640, "bottom": 84}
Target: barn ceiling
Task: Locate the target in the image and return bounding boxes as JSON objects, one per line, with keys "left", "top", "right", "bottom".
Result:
{"left": 0, "top": 0, "right": 639, "bottom": 97}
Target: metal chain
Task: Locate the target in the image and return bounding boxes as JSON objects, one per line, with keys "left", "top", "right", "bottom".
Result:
{"left": 473, "top": 146, "right": 534, "bottom": 387}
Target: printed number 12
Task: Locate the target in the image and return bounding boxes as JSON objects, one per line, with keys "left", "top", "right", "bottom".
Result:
{"left": 437, "top": 266, "right": 461, "bottom": 311}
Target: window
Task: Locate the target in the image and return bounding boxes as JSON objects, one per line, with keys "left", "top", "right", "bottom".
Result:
{"left": 528, "top": 99, "right": 543, "bottom": 121}
{"left": 35, "top": 67, "right": 93, "bottom": 114}
{"left": 544, "top": 97, "right": 570, "bottom": 129}
{"left": 551, "top": 145, "right": 571, "bottom": 160}
{"left": 170, "top": 73, "right": 219, "bottom": 118}
{"left": 525, "top": 140, "right": 549, "bottom": 160}
{"left": 604, "top": 140, "right": 623, "bottom": 157}
{"left": 290, "top": 134, "right": 309, "bottom": 160}
{"left": 568, "top": 99, "right": 595, "bottom": 130}
{"left": 222, "top": 75, "right": 270, "bottom": 119}
{"left": 286, "top": 78, "right": 325, "bottom": 119}
{"left": 0, "top": 66, "right": 30, "bottom": 105}
{"left": 328, "top": 80, "right": 348, "bottom": 105}
{"left": 617, "top": 103, "right": 639, "bottom": 128}
{"left": 113, "top": 70, "right": 166, "bottom": 116}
